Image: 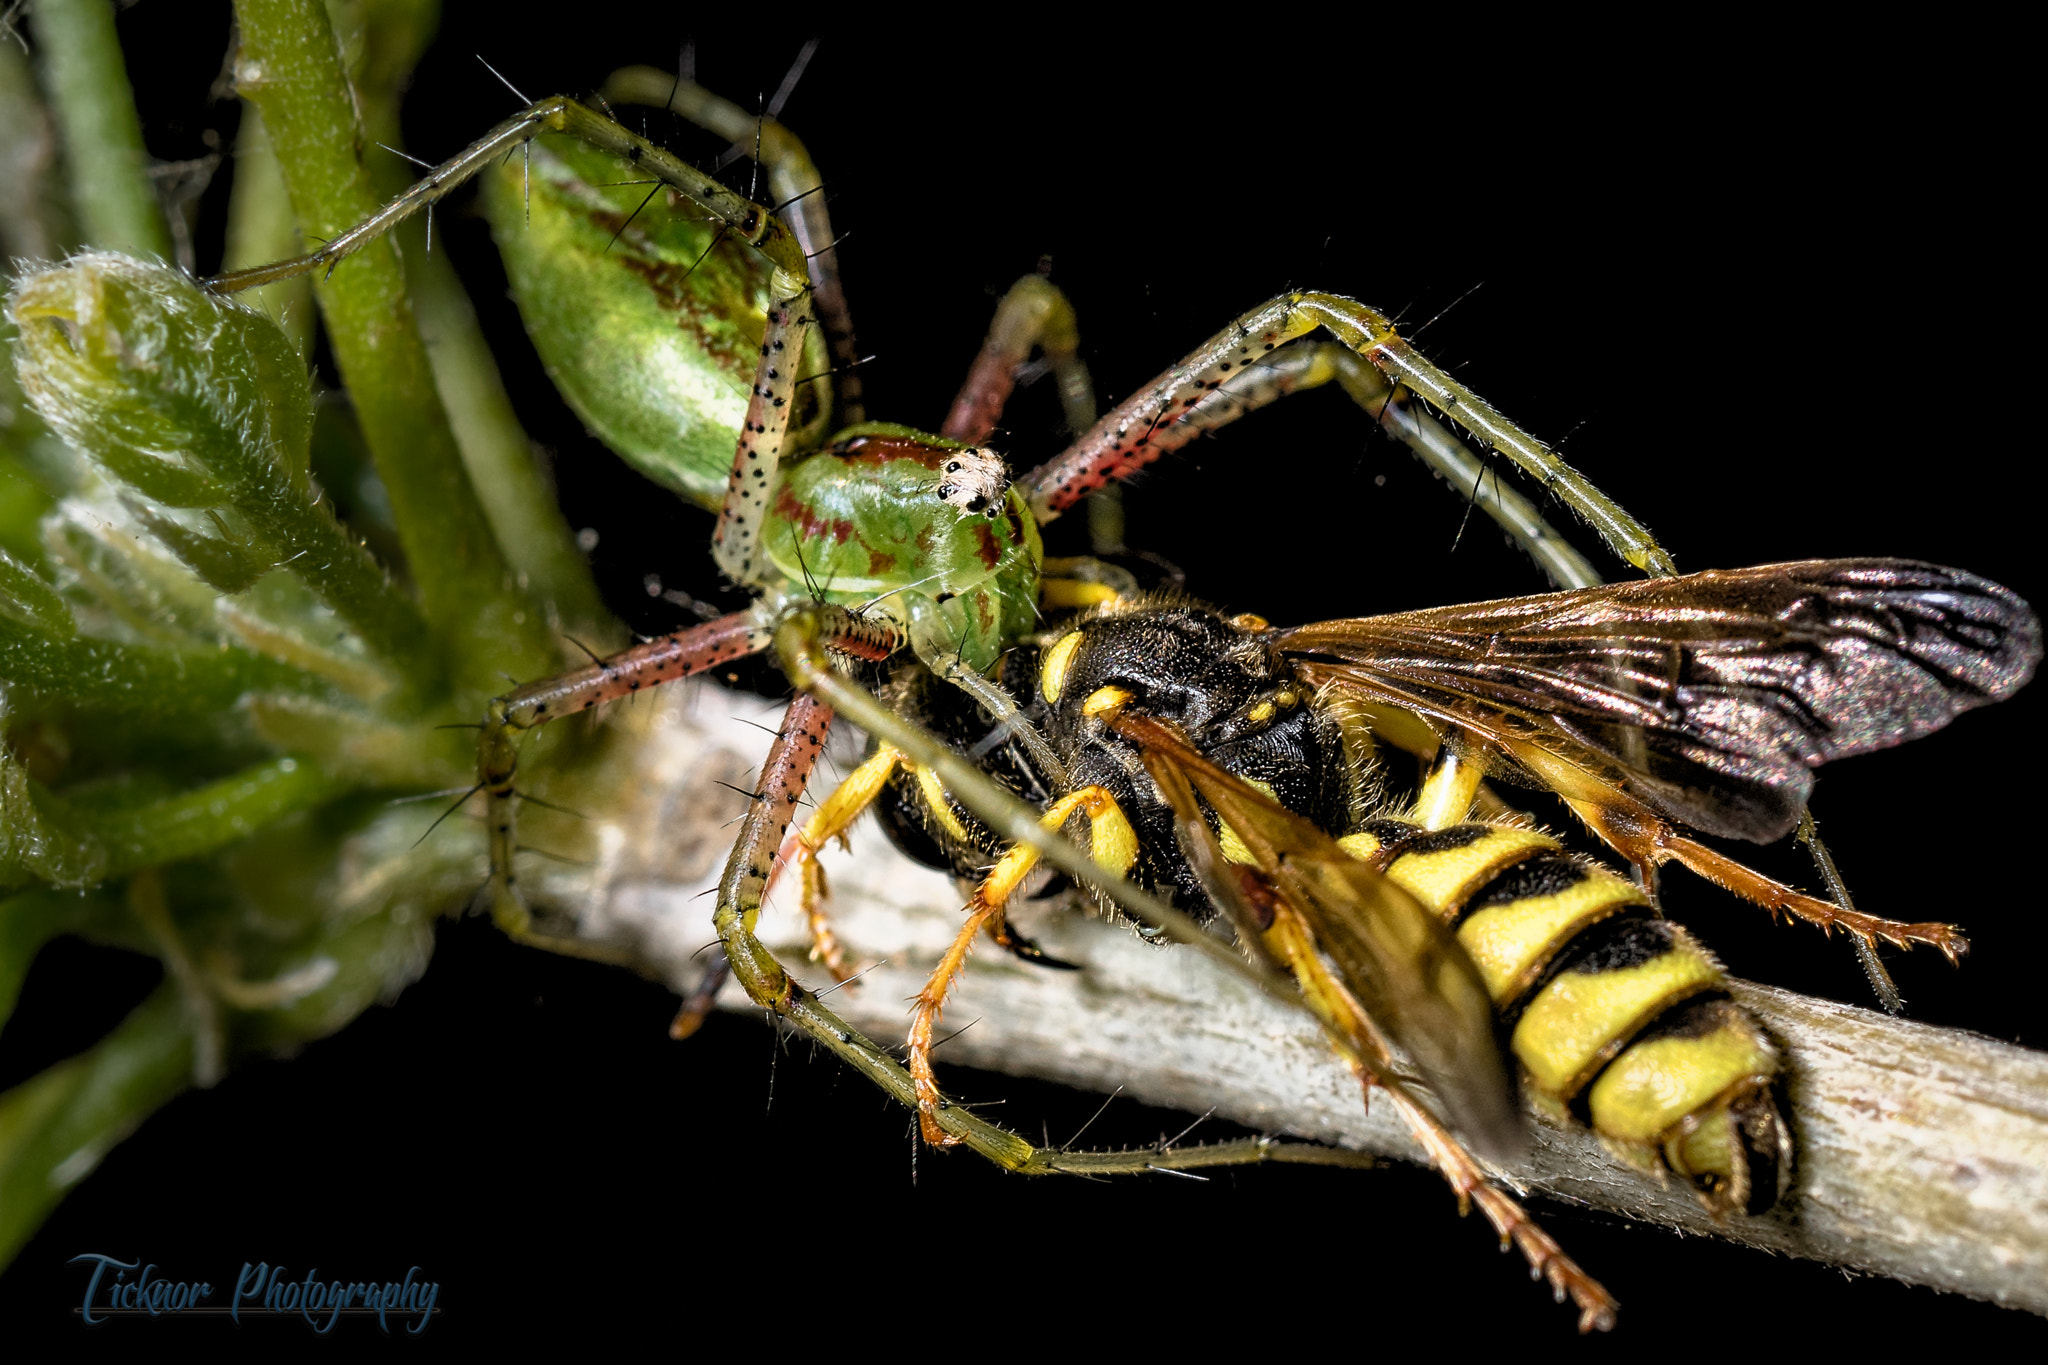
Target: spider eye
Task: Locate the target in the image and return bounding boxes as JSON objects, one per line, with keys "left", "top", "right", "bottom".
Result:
{"left": 945, "top": 461, "right": 962, "bottom": 472}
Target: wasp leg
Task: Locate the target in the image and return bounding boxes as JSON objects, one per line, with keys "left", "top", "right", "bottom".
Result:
{"left": 764, "top": 741, "right": 916, "bottom": 983}
{"left": 776, "top": 608, "right": 1270, "bottom": 987}
{"left": 1252, "top": 871, "right": 1618, "bottom": 1332}
{"left": 1797, "top": 811, "right": 1906, "bottom": 1012}
{"left": 710, "top": 664, "right": 1353, "bottom": 1175}
{"left": 1020, "top": 293, "right": 1674, "bottom": 578}
{"left": 1504, "top": 742, "right": 1970, "bottom": 961}
{"left": 908, "top": 785, "right": 1135, "bottom": 1145}
{"left": 603, "top": 63, "right": 865, "bottom": 427}
{"left": 1412, "top": 745, "right": 1488, "bottom": 830}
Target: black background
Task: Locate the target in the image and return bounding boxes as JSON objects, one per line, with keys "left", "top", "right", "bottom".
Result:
{"left": 1, "top": 1, "right": 2039, "bottom": 1352}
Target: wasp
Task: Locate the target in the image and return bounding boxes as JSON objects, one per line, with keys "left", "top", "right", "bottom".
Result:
{"left": 783, "top": 562, "right": 2036, "bottom": 1328}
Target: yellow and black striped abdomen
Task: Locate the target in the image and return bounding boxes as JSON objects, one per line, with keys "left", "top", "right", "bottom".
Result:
{"left": 1337, "top": 819, "right": 1786, "bottom": 1214}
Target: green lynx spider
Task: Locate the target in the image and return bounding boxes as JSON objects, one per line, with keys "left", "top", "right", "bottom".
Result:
{"left": 200, "top": 64, "right": 1757, "bottom": 1331}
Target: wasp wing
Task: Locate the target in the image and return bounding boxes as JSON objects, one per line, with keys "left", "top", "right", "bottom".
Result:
{"left": 1116, "top": 712, "right": 1526, "bottom": 1163}
{"left": 1279, "top": 560, "right": 2041, "bottom": 842}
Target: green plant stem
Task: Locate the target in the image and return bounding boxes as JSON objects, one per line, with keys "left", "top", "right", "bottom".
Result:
{"left": 402, "top": 239, "right": 613, "bottom": 640}
{"left": 0, "top": 40, "right": 72, "bottom": 262}
{"left": 28, "top": 0, "right": 171, "bottom": 260}
{"left": 230, "top": 0, "right": 553, "bottom": 691}
{"left": 90, "top": 755, "right": 348, "bottom": 877}
{"left": 0, "top": 622, "right": 335, "bottom": 714}
{"left": 341, "top": 2, "right": 609, "bottom": 640}
{"left": 219, "top": 106, "right": 314, "bottom": 355}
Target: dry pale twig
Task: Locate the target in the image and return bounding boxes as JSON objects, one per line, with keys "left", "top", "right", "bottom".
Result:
{"left": 525, "top": 682, "right": 2048, "bottom": 1317}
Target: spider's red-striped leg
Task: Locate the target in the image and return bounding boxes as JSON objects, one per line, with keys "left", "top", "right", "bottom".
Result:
{"left": 705, "top": 609, "right": 1374, "bottom": 1176}
{"left": 939, "top": 271, "right": 1121, "bottom": 551}
{"left": 1019, "top": 292, "right": 1672, "bottom": 583}
{"left": 477, "top": 607, "right": 902, "bottom": 944}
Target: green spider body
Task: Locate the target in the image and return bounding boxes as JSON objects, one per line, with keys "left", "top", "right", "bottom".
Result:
{"left": 480, "top": 135, "right": 833, "bottom": 510}
{"left": 763, "top": 424, "right": 1042, "bottom": 673}
{"left": 480, "top": 137, "right": 1040, "bottom": 676}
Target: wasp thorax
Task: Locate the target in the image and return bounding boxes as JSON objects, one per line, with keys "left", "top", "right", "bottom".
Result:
{"left": 934, "top": 446, "right": 1009, "bottom": 515}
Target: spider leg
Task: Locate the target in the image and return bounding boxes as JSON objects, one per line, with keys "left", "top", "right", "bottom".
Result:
{"left": 1168, "top": 340, "right": 1604, "bottom": 591}
{"left": 1020, "top": 292, "right": 1674, "bottom": 579}
{"left": 604, "top": 63, "right": 865, "bottom": 426}
{"left": 943, "top": 271, "right": 1128, "bottom": 554}
{"left": 476, "top": 606, "right": 899, "bottom": 941}
{"left": 713, "top": 638, "right": 1355, "bottom": 1175}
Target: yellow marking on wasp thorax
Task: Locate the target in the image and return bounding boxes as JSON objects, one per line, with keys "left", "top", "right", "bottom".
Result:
{"left": 1082, "top": 685, "right": 1131, "bottom": 718}
{"left": 1456, "top": 873, "right": 1644, "bottom": 1002}
{"left": 1229, "top": 612, "right": 1269, "bottom": 632}
{"left": 1246, "top": 701, "right": 1275, "bottom": 725}
{"left": 1040, "top": 630, "right": 1084, "bottom": 704}
{"left": 1040, "top": 578, "right": 1120, "bottom": 610}
{"left": 1512, "top": 938, "right": 1723, "bottom": 1100}
{"left": 912, "top": 762, "right": 970, "bottom": 842}
{"left": 1586, "top": 1011, "right": 1776, "bottom": 1145}
{"left": 1383, "top": 827, "right": 1553, "bottom": 917}
{"left": 1273, "top": 689, "right": 1298, "bottom": 709}
{"left": 1216, "top": 777, "right": 1279, "bottom": 865}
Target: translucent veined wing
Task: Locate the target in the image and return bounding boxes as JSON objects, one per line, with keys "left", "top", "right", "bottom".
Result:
{"left": 1112, "top": 711, "right": 1526, "bottom": 1163}
{"left": 1279, "top": 560, "right": 2040, "bottom": 842}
